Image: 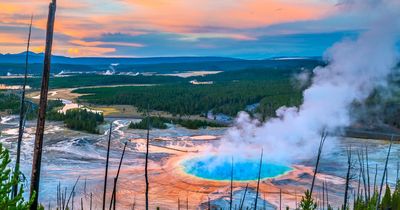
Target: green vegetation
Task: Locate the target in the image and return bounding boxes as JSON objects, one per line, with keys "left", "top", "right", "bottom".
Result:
{"left": 351, "top": 183, "right": 400, "bottom": 210}
{"left": 0, "top": 143, "right": 34, "bottom": 209}
{"left": 75, "top": 69, "right": 305, "bottom": 118}
{"left": 47, "top": 109, "right": 104, "bottom": 134}
{"left": 128, "top": 116, "right": 225, "bottom": 130}
{"left": 0, "top": 93, "right": 102, "bottom": 134}
{"left": 0, "top": 74, "right": 185, "bottom": 89}
{"left": 0, "top": 91, "right": 20, "bottom": 114}
{"left": 299, "top": 190, "right": 317, "bottom": 210}
{"left": 297, "top": 183, "right": 400, "bottom": 210}
{"left": 129, "top": 117, "right": 168, "bottom": 129}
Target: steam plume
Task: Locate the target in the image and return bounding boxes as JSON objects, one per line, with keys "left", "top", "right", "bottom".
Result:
{"left": 215, "top": 2, "right": 400, "bottom": 163}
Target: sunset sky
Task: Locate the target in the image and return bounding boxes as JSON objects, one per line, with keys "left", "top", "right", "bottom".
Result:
{"left": 0, "top": 0, "right": 398, "bottom": 58}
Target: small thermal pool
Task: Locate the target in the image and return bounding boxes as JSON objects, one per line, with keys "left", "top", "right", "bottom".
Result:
{"left": 182, "top": 155, "right": 292, "bottom": 181}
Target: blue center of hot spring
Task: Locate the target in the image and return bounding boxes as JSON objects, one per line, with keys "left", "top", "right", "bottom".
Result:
{"left": 182, "top": 156, "right": 292, "bottom": 181}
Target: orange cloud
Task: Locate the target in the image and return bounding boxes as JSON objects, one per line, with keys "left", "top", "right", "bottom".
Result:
{"left": 70, "top": 39, "right": 144, "bottom": 48}
{"left": 0, "top": 0, "right": 336, "bottom": 57}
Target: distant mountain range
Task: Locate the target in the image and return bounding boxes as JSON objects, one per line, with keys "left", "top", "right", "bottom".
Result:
{"left": 0, "top": 51, "right": 324, "bottom": 75}
{"left": 0, "top": 51, "right": 242, "bottom": 65}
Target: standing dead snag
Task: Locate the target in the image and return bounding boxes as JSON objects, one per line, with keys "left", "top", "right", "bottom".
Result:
{"left": 30, "top": 1, "right": 56, "bottom": 209}
{"left": 279, "top": 188, "right": 282, "bottom": 210}
{"left": 365, "top": 146, "right": 370, "bottom": 200}
{"left": 230, "top": 157, "right": 234, "bottom": 210}
{"left": 344, "top": 147, "right": 352, "bottom": 209}
{"left": 377, "top": 135, "right": 393, "bottom": 210}
{"left": 145, "top": 106, "right": 151, "bottom": 210}
{"left": 254, "top": 149, "right": 263, "bottom": 209}
{"left": 13, "top": 15, "right": 33, "bottom": 198}
{"left": 239, "top": 184, "right": 248, "bottom": 210}
{"left": 109, "top": 142, "right": 128, "bottom": 210}
{"left": 66, "top": 176, "right": 81, "bottom": 209}
{"left": 90, "top": 193, "right": 93, "bottom": 210}
{"left": 103, "top": 122, "right": 113, "bottom": 210}
{"left": 310, "top": 131, "right": 327, "bottom": 196}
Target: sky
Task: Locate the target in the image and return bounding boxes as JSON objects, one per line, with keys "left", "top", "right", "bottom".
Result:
{"left": 0, "top": 0, "right": 398, "bottom": 58}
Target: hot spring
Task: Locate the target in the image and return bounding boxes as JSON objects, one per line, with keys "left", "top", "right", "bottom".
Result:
{"left": 181, "top": 155, "right": 292, "bottom": 181}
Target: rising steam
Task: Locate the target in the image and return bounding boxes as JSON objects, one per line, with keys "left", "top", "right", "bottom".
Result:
{"left": 214, "top": 1, "right": 400, "bottom": 163}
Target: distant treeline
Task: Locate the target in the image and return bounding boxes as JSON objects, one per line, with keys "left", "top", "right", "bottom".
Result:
{"left": 128, "top": 116, "right": 225, "bottom": 130}
{"left": 0, "top": 74, "right": 185, "bottom": 89}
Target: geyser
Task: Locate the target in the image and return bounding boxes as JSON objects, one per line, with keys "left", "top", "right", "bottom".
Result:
{"left": 182, "top": 155, "right": 292, "bottom": 181}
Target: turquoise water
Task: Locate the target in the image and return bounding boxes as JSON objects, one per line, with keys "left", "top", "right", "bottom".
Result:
{"left": 182, "top": 156, "right": 292, "bottom": 181}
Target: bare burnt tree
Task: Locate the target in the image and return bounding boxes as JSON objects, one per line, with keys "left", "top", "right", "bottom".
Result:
{"left": 145, "top": 106, "right": 150, "bottom": 210}
{"left": 357, "top": 150, "right": 367, "bottom": 201}
{"left": 66, "top": 176, "right": 81, "bottom": 209}
{"left": 90, "top": 193, "right": 93, "bottom": 210}
{"left": 230, "top": 157, "right": 234, "bottom": 210}
{"left": 13, "top": 15, "right": 33, "bottom": 198}
{"left": 239, "top": 184, "right": 248, "bottom": 210}
{"left": 254, "top": 149, "right": 263, "bottom": 209}
{"left": 344, "top": 147, "right": 352, "bottom": 209}
{"left": 30, "top": 1, "right": 56, "bottom": 209}
{"left": 103, "top": 122, "right": 113, "bottom": 210}
{"left": 365, "top": 146, "right": 371, "bottom": 200}
{"left": 109, "top": 142, "right": 128, "bottom": 210}
{"left": 373, "top": 164, "right": 378, "bottom": 192}
{"left": 279, "top": 189, "right": 282, "bottom": 210}
{"left": 376, "top": 136, "right": 393, "bottom": 210}
{"left": 310, "top": 131, "right": 327, "bottom": 196}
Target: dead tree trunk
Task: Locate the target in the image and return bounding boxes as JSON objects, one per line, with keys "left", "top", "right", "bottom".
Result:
{"left": 109, "top": 142, "right": 127, "bottom": 210}
{"left": 279, "top": 189, "right": 282, "bottom": 210}
{"left": 29, "top": 1, "right": 56, "bottom": 209}
{"left": 90, "top": 193, "right": 93, "bottom": 210}
{"left": 13, "top": 15, "right": 33, "bottom": 198}
{"left": 254, "top": 149, "right": 263, "bottom": 209}
{"left": 145, "top": 107, "right": 150, "bottom": 210}
{"left": 103, "top": 122, "right": 113, "bottom": 210}
{"left": 66, "top": 176, "right": 81, "bottom": 209}
{"left": 310, "top": 132, "right": 327, "bottom": 196}
{"left": 239, "top": 184, "right": 248, "bottom": 210}
{"left": 344, "top": 147, "right": 352, "bottom": 209}
{"left": 373, "top": 164, "right": 378, "bottom": 193}
{"left": 376, "top": 136, "right": 393, "bottom": 210}
{"left": 230, "top": 157, "right": 234, "bottom": 210}
{"left": 365, "top": 146, "right": 370, "bottom": 200}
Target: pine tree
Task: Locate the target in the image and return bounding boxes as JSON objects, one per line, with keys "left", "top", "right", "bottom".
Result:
{"left": 0, "top": 144, "right": 34, "bottom": 209}
{"left": 392, "top": 181, "right": 400, "bottom": 210}
{"left": 299, "top": 190, "right": 317, "bottom": 210}
{"left": 381, "top": 185, "right": 392, "bottom": 210}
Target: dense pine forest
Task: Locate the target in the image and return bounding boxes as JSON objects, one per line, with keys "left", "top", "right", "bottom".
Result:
{"left": 0, "top": 91, "right": 20, "bottom": 114}
{"left": 0, "top": 74, "right": 185, "bottom": 89}
{"left": 0, "top": 94, "right": 103, "bottom": 134}
{"left": 75, "top": 68, "right": 305, "bottom": 118}
{"left": 128, "top": 116, "right": 225, "bottom": 130}
{"left": 47, "top": 108, "right": 104, "bottom": 134}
